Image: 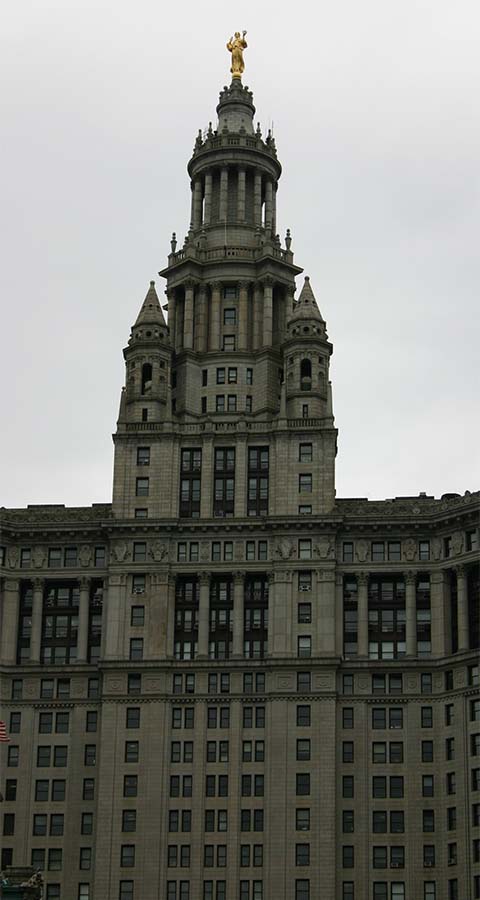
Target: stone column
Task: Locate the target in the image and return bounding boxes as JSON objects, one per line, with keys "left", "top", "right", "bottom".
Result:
{"left": 405, "top": 571, "right": 417, "bottom": 657}
{"left": 99, "top": 578, "right": 109, "bottom": 660}
{"left": 200, "top": 438, "right": 213, "bottom": 518}
{"left": 265, "top": 179, "right": 273, "bottom": 232}
{"left": 232, "top": 572, "right": 245, "bottom": 658}
{"left": 316, "top": 569, "right": 336, "bottom": 655}
{"left": 29, "top": 577, "right": 45, "bottom": 664}
{"left": 357, "top": 573, "right": 369, "bottom": 658}
{"left": 204, "top": 171, "right": 213, "bottom": 225}
{"left": 175, "top": 295, "right": 184, "bottom": 352}
{"left": 267, "top": 572, "right": 275, "bottom": 657}
{"left": 167, "top": 289, "right": 176, "bottom": 349}
{"left": 272, "top": 182, "right": 277, "bottom": 234}
{"left": 197, "top": 573, "right": 210, "bottom": 659}
{"left": 196, "top": 284, "right": 208, "bottom": 352}
{"left": 148, "top": 572, "right": 169, "bottom": 659}
{"left": 209, "top": 282, "right": 222, "bottom": 350}
{"left": 456, "top": 565, "right": 469, "bottom": 651}
{"left": 219, "top": 167, "right": 229, "bottom": 222}
{"left": 335, "top": 572, "right": 344, "bottom": 656}
{"left": 76, "top": 576, "right": 91, "bottom": 663}
{"left": 193, "top": 178, "right": 203, "bottom": 230}
{"left": 271, "top": 570, "right": 293, "bottom": 657}
{"left": 189, "top": 180, "right": 195, "bottom": 230}
{"left": 238, "top": 281, "right": 249, "bottom": 351}
{"left": 430, "top": 570, "right": 447, "bottom": 657}
{"left": 166, "top": 575, "right": 176, "bottom": 660}
{"left": 254, "top": 172, "right": 262, "bottom": 226}
{"left": 1, "top": 579, "right": 20, "bottom": 664}
{"left": 237, "top": 167, "right": 246, "bottom": 222}
{"left": 183, "top": 280, "right": 195, "bottom": 350}
{"left": 253, "top": 282, "right": 263, "bottom": 350}
{"left": 104, "top": 573, "right": 126, "bottom": 660}
{"left": 262, "top": 278, "right": 273, "bottom": 347}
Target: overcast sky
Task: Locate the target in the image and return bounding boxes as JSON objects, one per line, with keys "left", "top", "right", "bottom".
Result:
{"left": 1, "top": 0, "right": 479, "bottom": 509}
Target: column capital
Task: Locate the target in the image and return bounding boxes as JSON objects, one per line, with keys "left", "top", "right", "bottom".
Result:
{"left": 454, "top": 564, "right": 466, "bottom": 579}
{"left": 267, "top": 571, "right": 276, "bottom": 585}
{"left": 233, "top": 571, "right": 246, "bottom": 584}
{"left": 198, "top": 283, "right": 208, "bottom": 298}
{"left": 238, "top": 280, "right": 251, "bottom": 291}
{"left": 404, "top": 571, "right": 417, "bottom": 585}
{"left": 4, "top": 578, "right": 20, "bottom": 592}
{"left": 210, "top": 281, "right": 223, "bottom": 292}
{"left": 260, "top": 275, "right": 274, "bottom": 287}
{"left": 32, "top": 577, "right": 45, "bottom": 591}
{"left": 184, "top": 277, "right": 197, "bottom": 291}
{"left": 199, "top": 572, "right": 211, "bottom": 586}
{"left": 356, "top": 572, "right": 369, "bottom": 587}
{"left": 79, "top": 576, "right": 92, "bottom": 591}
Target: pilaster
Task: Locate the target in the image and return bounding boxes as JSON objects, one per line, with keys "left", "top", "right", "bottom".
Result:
{"left": 76, "top": 576, "right": 91, "bottom": 663}
{"left": 232, "top": 571, "right": 245, "bottom": 658}
{"left": 29, "top": 577, "right": 45, "bottom": 664}
{"left": 405, "top": 571, "right": 417, "bottom": 657}
{"left": 357, "top": 572, "right": 369, "bottom": 658}
{"left": 1, "top": 578, "right": 20, "bottom": 664}
{"left": 197, "top": 572, "right": 210, "bottom": 658}
{"left": 455, "top": 565, "right": 469, "bottom": 651}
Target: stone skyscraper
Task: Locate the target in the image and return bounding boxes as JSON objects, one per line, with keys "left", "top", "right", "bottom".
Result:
{"left": 0, "top": 65, "right": 479, "bottom": 900}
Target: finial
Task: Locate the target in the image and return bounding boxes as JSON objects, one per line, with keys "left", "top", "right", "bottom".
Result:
{"left": 285, "top": 229, "right": 292, "bottom": 250}
{"left": 226, "top": 30, "right": 248, "bottom": 80}
{"left": 150, "top": 280, "right": 155, "bottom": 287}
{"left": 208, "top": 121, "right": 213, "bottom": 134}
{"left": 256, "top": 122, "right": 261, "bottom": 136}
{"left": 170, "top": 232, "right": 177, "bottom": 253}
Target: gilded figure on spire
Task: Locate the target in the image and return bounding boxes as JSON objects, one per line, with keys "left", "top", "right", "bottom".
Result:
{"left": 227, "top": 31, "right": 247, "bottom": 79}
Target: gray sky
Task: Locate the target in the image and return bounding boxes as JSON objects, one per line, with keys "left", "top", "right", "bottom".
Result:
{"left": 1, "top": 0, "right": 479, "bottom": 508}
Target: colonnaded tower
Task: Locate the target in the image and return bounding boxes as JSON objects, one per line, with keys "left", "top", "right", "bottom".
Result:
{"left": 0, "top": 40, "right": 479, "bottom": 900}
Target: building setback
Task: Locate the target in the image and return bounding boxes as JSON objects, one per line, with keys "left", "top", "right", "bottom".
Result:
{"left": 0, "top": 62, "right": 479, "bottom": 900}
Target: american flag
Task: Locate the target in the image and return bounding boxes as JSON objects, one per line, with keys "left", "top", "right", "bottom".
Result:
{"left": 0, "top": 721, "right": 10, "bottom": 742}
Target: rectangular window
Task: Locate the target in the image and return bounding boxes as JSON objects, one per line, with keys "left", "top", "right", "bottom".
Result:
{"left": 299, "top": 474, "right": 312, "bottom": 493}
{"left": 222, "top": 335, "right": 235, "bottom": 351}
{"left": 419, "top": 540, "right": 430, "bottom": 560}
{"left": 135, "top": 477, "right": 149, "bottom": 497}
{"left": 299, "top": 443, "right": 313, "bottom": 462}
{"left": 214, "top": 448, "right": 235, "bottom": 517}
{"left": 298, "top": 540, "right": 312, "bottom": 560}
{"left": 372, "top": 542, "right": 385, "bottom": 562}
{"left": 343, "top": 542, "right": 354, "bottom": 563}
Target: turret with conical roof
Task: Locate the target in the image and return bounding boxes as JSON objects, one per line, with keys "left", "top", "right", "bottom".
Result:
{"left": 284, "top": 276, "right": 334, "bottom": 422}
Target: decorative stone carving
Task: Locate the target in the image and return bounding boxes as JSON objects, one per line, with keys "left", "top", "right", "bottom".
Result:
{"left": 314, "top": 537, "right": 335, "bottom": 560}
{"left": 403, "top": 538, "right": 416, "bottom": 562}
{"left": 7, "top": 546, "right": 19, "bottom": 568}
{"left": 79, "top": 545, "right": 92, "bottom": 567}
{"left": 315, "top": 673, "right": 334, "bottom": 691}
{"left": 274, "top": 538, "right": 295, "bottom": 560}
{"left": 451, "top": 531, "right": 464, "bottom": 556}
{"left": 277, "top": 674, "right": 295, "bottom": 690}
{"left": 355, "top": 540, "right": 368, "bottom": 563}
{"left": 32, "top": 546, "right": 46, "bottom": 569}
{"left": 150, "top": 541, "right": 168, "bottom": 562}
{"left": 111, "top": 541, "right": 129, "bottom": 563}
{"left": 406, "top": 675, "right": 417, "bottom": 691}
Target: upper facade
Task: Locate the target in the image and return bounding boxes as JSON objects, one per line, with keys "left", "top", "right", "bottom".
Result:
{"left": 112, "top": 78, "right": 336, "bottom": 521}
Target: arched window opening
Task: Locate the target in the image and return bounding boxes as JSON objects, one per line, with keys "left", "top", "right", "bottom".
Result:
{"left": 300, "top": 358, "right": 312, "bottom": 391}
{"left": 141, "top": 363, "right": 153, "bottom": 395}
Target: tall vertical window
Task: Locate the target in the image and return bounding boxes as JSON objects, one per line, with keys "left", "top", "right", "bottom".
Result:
{"left": 244, "top": 577, "right": 269, "bottom": 659}
{"left": 368, "top": 577, "right": 406, "bottom": 660}
{"left": 214, "top": 449, "right": 235, "bottom": 517}
{"left": 41, "top": 583, "right": 79, "bottom": 664}
{"left": 416, "top": 576, "right": 432, "bottom": 657}
{"left": 209, "top": 578, "right": 233, "bottom": 660}
{"left": 88, "top": 580, "right": 104, "bottom": 663}
{"left": 247, "top": 448, "right": 269, "bottom": 517}
{"left": 17, "top": 583, "right": 33, "bottom": 663}
{"left": 174, "top": 578, "right": 199, "bottom": 661}
{"left": 179, "top": 449, "right": 202, "bottom": 518}
{"left": 343, "top": 578, "right": 358, "bottom": 658}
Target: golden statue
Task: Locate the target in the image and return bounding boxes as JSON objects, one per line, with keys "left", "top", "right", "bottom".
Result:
{"left": 227, "top": 31, "right": 247, "bottom": 79}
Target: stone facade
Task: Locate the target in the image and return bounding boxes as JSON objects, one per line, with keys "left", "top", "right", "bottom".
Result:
{"left": 0, "top": 75, "right": 479, "bottom": 900}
